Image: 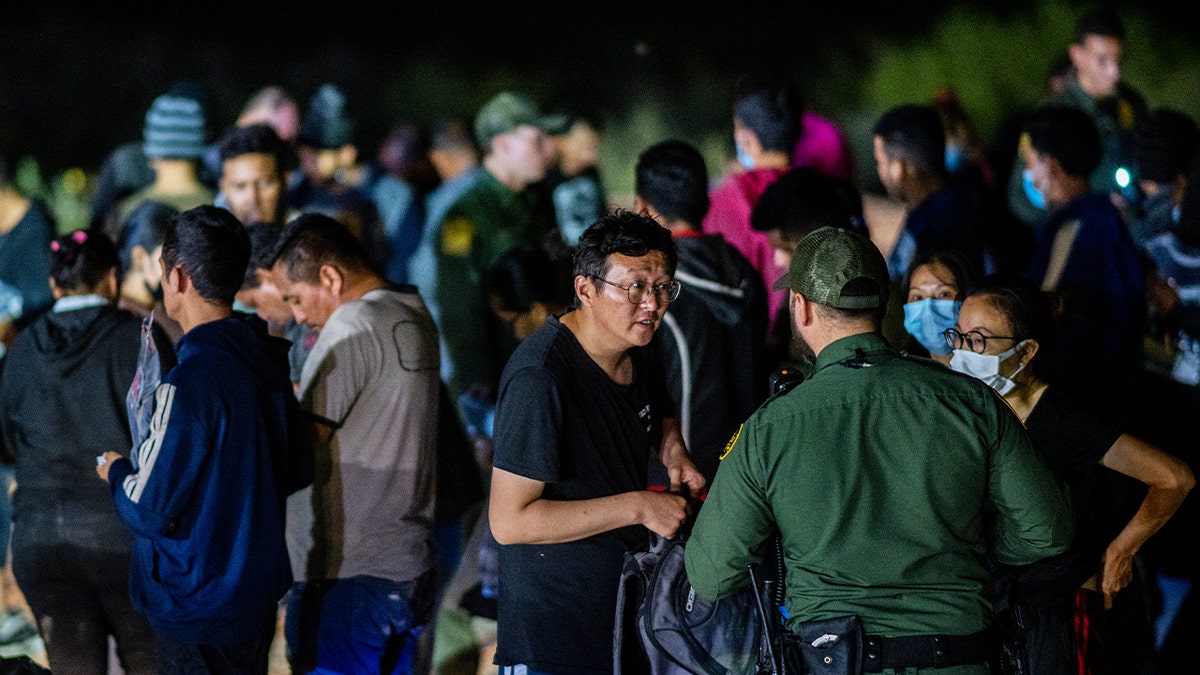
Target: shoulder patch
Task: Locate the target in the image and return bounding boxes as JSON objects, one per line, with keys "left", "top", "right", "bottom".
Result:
{"left": 1117, "top": 100, "right": 1135, "bottom": 129}
{"left": 441, "top": 217, "right": 476, "bottom": 257}
{"left": 718, "top": 424, "right": 743, "bottom": 461}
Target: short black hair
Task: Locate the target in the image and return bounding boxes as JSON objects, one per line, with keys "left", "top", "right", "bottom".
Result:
{"left": 750, "top": 166, "right": 863, "bottom": 242}
{"left": 547, "top": 106, "right": 605, "bottom": 137}
{"left": 573, "top": 210, "right": 677, "bottom": 293}
{"left": 161, "top": 205, "right": 251, "bottom": 304}
{"left": 118, "top": 200, "right": 178, "bottom": 272}
{"left": 1074, "top": 7, "right": 1125, "bottom": 44}
{"left": 873, "top": 104, "right": 947, "bottom": 176}
{"left": 635, "top": 139, "right": 710, "bottom": 226}
{"left": 733, "top": 75, "right": 804, "bottom": 154}
{"left": 266, "top": 212, "right": 373, "bottom": 284}
{"left": 218, "top": 122, "right": 291, "bottom": 170}
{"left": 242, "top": 223, "right": 283, "bottom": 290}
{"left": 485, "top": 244, "right": 574, "bottom": 315}
{"left": 50, "top": 229, "right": 120, "bottom": 294}
{"left": 430, "top": 117, "right": 480, "bottom": 155}
{"left": 1024, "top": 104, "right": 1103, "bottom": 178}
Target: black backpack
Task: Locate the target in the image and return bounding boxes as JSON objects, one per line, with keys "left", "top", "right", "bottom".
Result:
{"left": 614, "top": 532, "right": 784, "bottom": 675}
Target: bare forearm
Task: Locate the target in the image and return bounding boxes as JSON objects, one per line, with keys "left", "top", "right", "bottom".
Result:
{"left": 1100, "top": 435, "right": 1194, "bottom": 557}
{"left": 489, "top": 490, "right": 646, "bottom": 545}
{"left": 660, "top": 417, "right": 706, "bottom": 497}
{"left": 1107, "top": 482, "right": 1192, "bottom": 560}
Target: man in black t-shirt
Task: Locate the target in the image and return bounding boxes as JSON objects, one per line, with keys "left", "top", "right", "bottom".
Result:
{"left": 488, "top": 211, "right": 705, "bottom": 673}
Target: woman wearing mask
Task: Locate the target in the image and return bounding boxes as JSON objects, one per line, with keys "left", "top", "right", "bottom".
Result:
{"left": 902, "top": 250, "right": 976, "bottom": 366}
{"left": 948, "top": 275, "right": 1194, "bottom": 675}
{"left": 0, "top": 229, "right": 176, "bottom": 675}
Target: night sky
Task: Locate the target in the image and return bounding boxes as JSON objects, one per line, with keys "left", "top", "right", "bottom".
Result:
{"left": 0, "top": 0, "right": 1188, "bottom": 175}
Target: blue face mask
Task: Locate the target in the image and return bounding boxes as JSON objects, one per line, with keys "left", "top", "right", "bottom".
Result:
{"left": 736, "top": 144, "right": 755, "bottom": 171}
{"left": 903, "top": 299, "right": 962, "bottom": 356}
{"left": 1022, "top": 169, "right": 1047, "bottom": 210}
{"left": 944, "top": 144, "right": 964, "bottom": 173}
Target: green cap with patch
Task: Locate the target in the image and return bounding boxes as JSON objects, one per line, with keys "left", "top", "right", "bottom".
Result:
{"left": 772, "top": 226, "right": 889, "bottom": 309}
{"left": 474, "top": 91, "right": 566, "bottom": 145}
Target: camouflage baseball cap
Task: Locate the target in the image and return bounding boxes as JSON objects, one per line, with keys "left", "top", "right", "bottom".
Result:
{"left": 772, "top": 226, "right": 889, "bottom": 309}
{"left": 474, "top": 91, "right": 565, "bottom": 145}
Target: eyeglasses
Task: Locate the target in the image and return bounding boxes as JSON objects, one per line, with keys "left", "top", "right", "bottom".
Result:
{"left": 593, "top": 277, "right": 681, "bottom": 304}
{"left": 943, "top": 328, "right": 1020, "bottom": 354}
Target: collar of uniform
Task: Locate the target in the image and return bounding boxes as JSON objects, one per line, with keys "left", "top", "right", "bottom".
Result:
{"left": 812, "top": 332, "right": 892, "bottom": 374}
{"left": 479, "top": 167, "right": 528, "bottom": 209}
{"left": 1058, "top": 74, "right": 1107, "bottom": 113}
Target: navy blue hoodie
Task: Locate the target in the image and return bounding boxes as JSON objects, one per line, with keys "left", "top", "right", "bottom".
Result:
{"left": 107, "top": 313, "right": 310, "bottom": 644}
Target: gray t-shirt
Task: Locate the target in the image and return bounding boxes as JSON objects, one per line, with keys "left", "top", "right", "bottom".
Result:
{"left": 286, "top": 287, "right": 440, "bottom": 583}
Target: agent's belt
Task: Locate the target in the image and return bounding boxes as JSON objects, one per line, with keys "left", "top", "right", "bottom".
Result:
{"left": 863, "top": 630, "right": 992, "bottom": 672}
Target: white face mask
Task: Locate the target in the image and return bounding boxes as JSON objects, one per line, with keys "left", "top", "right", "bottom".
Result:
{"left": 950, "top": 340, "right": 1029, "bottom": 395}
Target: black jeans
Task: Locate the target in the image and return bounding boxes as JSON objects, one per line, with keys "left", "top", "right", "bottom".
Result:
{"left": 11, "top": 541, "right": 157, "bottom": 675}
{"left": 155, "top": 616, "right": 276, "bottom": 675}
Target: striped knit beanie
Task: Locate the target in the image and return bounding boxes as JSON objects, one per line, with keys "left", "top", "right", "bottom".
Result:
{"left": 143, "top": 93, "right": 207, "bottom": 159}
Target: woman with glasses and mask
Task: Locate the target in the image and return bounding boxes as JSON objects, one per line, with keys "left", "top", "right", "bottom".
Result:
{"left": 901, "top": 249, "right": 976, "bottom": 367}
{"left": 948, "top": 274, "right": 1194, "bottom": 675}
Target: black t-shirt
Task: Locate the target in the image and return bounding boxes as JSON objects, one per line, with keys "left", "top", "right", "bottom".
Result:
{"left": 1024, "top": 385, "right": 1133, "bottom": 564}
{"left": 491, "top": 313, "right": 670, "bottom": 673}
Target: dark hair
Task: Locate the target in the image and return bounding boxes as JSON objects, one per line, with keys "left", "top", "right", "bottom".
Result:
{"left": 573, "top": 210, "right": 677, "bottom": 290}
{"left": 297, "top": 83, "right": 356, "bottom": 149}
{"left": 50, "top": 229, "right": 120, "bottom": 294}
{"left": 119, "top": 200, "right": 178, "bottom": 272}
{"left": 635, "top": 139, "right": 710, "bottom": 226}
{"left": 266, "top": 212, "right": 373, "bottom": 283}
{"left": 963, "top": 274, "right": 1057, "bottom": 345}
{"left": 1074, "top": 7, "right": 1125, "bottom": 44}
{"left": 242, "top": 223, "right": 283, "bottom": 290}
{"left": 733, "top": 75, "right": 804, "bottom": 154}
{"left": 218, "top": 122, "right": 291, "bottom": 169}
{"left": 1173, "top": 148, "right": 1200, "bottom": 248}
{"left": 0, "top": 153, "right": 10, "bottom": 188}
{"left": 430, "top": 117, "right": 480, "bottom": 155}
{"left": 375, "top": 120, "right": 435, "bottom": 191}
{"left": 873, "top": 104, "right": 947, "bottom": 176}
{"left": 1134, "top": 109, "right": 1199, "bottom": 185}
{"left": 161, "top": 205, "right": 251, "bottom": 304}
{"left": 1024, "top": 104, "right": 1103, "bottom": 178}
{"left": 546, "top": 106, "right": 604, "bottom": 137}
{"left": 902, "top": 249, "right": 979, "bottom": 301}
{"left": 750, "top": 166, "right": 864, "bottom": 241}
{"left": 485, "top": 245, "right": 574, "bottom": 314}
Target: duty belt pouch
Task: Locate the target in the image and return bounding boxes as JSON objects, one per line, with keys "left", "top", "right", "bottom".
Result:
{"left": 783, "top": 614, "right": 864, "bottom": 675}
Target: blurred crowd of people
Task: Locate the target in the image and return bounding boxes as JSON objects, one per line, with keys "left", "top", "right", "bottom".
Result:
{"left": 0, "top": 5, "right": 1196, "bottom": 675}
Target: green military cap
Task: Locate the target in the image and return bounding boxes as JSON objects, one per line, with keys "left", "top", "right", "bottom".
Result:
{"left": 773, "top": 226, "right": 889, "bottom": 309}
{"left": 474, "top": 91, "right": 566, "bottom": 145}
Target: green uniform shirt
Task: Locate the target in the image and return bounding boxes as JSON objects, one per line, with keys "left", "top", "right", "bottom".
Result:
{"left": 684, "top": 332, "right": 1072, "bottom": 637}
{"left": 433, "top": 170, "right": 551, "bottom": 399}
